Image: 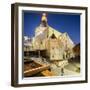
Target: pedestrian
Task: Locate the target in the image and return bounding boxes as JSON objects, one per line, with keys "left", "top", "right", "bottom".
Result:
{"left": 61, "top": 68, "right": 64, "bottom": 76}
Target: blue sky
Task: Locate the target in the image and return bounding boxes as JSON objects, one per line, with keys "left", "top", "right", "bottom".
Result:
{"left": 23, "top": 11, "right": 80, "bottom": 44}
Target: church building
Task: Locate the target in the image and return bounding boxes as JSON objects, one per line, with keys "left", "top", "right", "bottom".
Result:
{"left": 31, "top": 13, "right": 75, "bottom": 61}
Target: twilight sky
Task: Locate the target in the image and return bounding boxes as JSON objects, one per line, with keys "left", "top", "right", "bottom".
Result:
{"left": 23, "top": 11, "right": 80, "bottom": 44}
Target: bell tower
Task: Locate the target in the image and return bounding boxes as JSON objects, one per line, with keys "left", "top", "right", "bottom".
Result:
{"left": 41, "top": 13, "right": 47, "bottom": 27}
{"left": 35, "top": 13, "right": 48, "bottom": 38}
